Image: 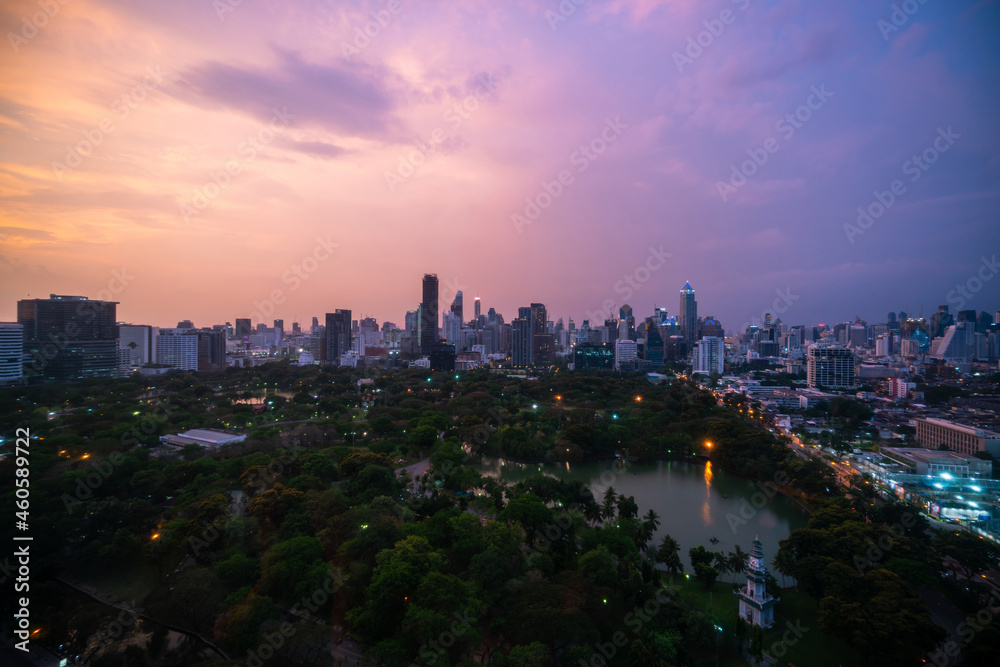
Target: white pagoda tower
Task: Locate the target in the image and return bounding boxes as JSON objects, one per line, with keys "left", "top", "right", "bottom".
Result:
{"left": 737, "top": 535, "right": 779, "bottom": 628}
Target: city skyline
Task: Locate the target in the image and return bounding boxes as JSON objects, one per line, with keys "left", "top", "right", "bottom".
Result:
{"left": 1, "top": 1, "right": 998, "bottom": 329}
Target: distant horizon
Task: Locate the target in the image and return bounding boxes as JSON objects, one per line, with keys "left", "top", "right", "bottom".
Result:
{"left": 6, "top": 283, "right": 992, "bottom": 336}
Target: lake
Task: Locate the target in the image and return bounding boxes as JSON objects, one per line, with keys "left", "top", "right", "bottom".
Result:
{"left": 471, "top": 456, "right": 810, "bottom": 576}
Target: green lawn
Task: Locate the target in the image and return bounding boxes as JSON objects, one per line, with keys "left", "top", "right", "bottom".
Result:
{"left": 670, "top": 576, "right": 860, "bottom": 667}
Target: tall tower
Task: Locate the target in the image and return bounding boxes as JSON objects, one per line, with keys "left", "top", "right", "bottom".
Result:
{"left": 737, "top": 535, "right": 778, "bottom": 628}
{"left": 451, "top": 290, "right": 463, "bottom": 323}
{"left": 679, "top": 282, "right": 698, "bottom": 349}
{"left": 474, "top": 296, "right": 481, "bottom": 321}
{"left": 324, "top": 309, "right": 352, "bottom": 364}
{"left": 421, "top": 274, "right": 439, "bottom": 355}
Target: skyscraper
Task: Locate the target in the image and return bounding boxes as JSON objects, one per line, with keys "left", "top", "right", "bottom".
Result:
{"left": 693, "top": 336, "right": 725, "bottom": 375}
{"left": 512, "top": 316, "right": 531, "bottom": 367}
{"left": 806, "top": 344, "right": 855, "bottom": 389}
{"left": 18, "top": 294, "right": 119, "bottom": 382}
{"left": 119, "top": 324, "right": 157, "bottom": 368}
{"left": 620, "top": 304, "right": 635, "bottom": 341}
{"left": 325, "top": 309, "right": 352, "bottom": 364}
{"left": 235, "top": 318, "right": 252, "bottom": 339}
{"left": 451, "top": 290, "right": 463, "bottom": 323}
{"left": 0, "top": 322, "right": 23, "bottom": 386}
{"left": 421, "top": 274, "right": 439, "bottom": 355}
{"left": 530, "top": 303, "right": 550, "bottom": 365}
{"left": 679, "top": 282, "right": 697, "bottom": 350}
{"left": 156, "top": 329, "right": 199, "bottom": 371}
{"left": 474, "top": 296, "right": 481, "bottom": 322}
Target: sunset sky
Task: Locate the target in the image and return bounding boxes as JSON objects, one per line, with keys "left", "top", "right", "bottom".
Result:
{"left": 1, "top": 0, "right": 998, "bottom": 330}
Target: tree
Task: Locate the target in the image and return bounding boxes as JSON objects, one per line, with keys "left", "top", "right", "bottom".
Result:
{"left": 727, "top": 546, "right": 748, "bottom": 582}
{"left": 506, "top": 641, "right": 553, "bottom": 666}
{"left": 640, "top": 509, "right": 660, "bottom": 548}
{"left": 601, "top": 486, "right": 617, "bottom": 524}
{"left": 656, "top": 534, "right": 683, "bottom": 575}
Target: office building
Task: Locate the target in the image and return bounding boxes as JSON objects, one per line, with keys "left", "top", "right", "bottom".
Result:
{"left": 644, "top": 317, "right": 664, "bottom": 367}
{"left": 119, "top": 324, "right": 157, "bottom": 370}
{"left": 451, "top": 291, "right": 463, "bottom": 323}
{"left": 679, "top": 282, "right": 698, "bottom": 350}
{"left": 18, "top": 294, "right": 119, "bottom": 382}
{"left": 574, "top": 343, "right": 615, "bottom": 369}
{"left": 0, "top": 323, "right": 23, "bottom": 385}
{"left": 197, "top": 329, "right": 226, "bottom": 371}
{"left": 915, "top": 419, "right": 1000, "bottom": 457}
{"left": 429, "top": 343, "right": 456, "bottom": 371}
{"left": 235, "top": 318, "right": 252, "bottom": 339}
{"left": 421, "top": 274, "right": 439, "bottom": 354}
{"left": 806, "top": 344, "right": 855, "bottom": 389}
{"left": 512, "top": 316, "right": 532, "bottom": 367}
{"left": 530, "top": 303, "right": 551, "bottom": 365}
{"left": 324, "top": 310, "right": 352, "bottom": 364}
{"left": 156, "top": 329, "right": 199, "bottom": 371}
{"left": 615, "top": 338, "right": 637, "bottom": 370}
{"left": 620, "top": 304, "right": 636, "bottom": 341}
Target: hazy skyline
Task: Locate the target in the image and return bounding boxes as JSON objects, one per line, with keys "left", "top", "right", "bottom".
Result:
{"left": 2, "top": 0, "right": 999, "bottom": 330}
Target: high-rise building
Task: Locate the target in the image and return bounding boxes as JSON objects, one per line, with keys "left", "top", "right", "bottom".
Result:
{"left": 512, "top": 317, "right": 532, "bottom": 367}
{"left": 615, "top": 338, "right": 637, "bottom": 370}
{"left": 0, "top": 322, "right": 23, "bottom": 386}
{"left": 451, "top": 291, "right": 463, "bottom": 323}
{"left": 311, "top": 316, "right": 319, "bottom": 333}
{"left": 292, "top": 322, "right": 301, "bottom": 335}
{"left": 679, "top": 282, "right": 697, "bottom": 350}
{"left": 530, "top": 303, "right": 550, "bottom": 365}
{"left": 235, "top": 318, "right": 252, "bottom": 339}
{"left": 119, "top": 324, "right": 157, "bottom": 369}
{"left": 421, "top": 274, "right": 439, "bottom": 354}
{"left": 177, "top": 319, "right": 194, "bottom": 329}
{"left": 429, "top": 343, "right": 456, "bottom": 371}
{"left": 197, "top": 330, "right": 226, "bottom": 371}
{"left": 806, "top": 344, "right": 855, "bottom": 389}
{"left": 324, "top": 310, "right": 352, "bottom": 364}
{"left": 644, "top": 317, "right": 664, "bottom": 367}
{"left": 574, "top": 343, "right": 615, "bottom": 369}
{"left": 620, "top": 304, "right": 636, "bottom": 341}
{"left": 443, "top": 311, "right": 462, "bottom": 345}
{"left": 18, "top": 294, "right": 119, "bottom": 382}
{"left": 156, "top": 329, "right": 199, "bottom": 371}
{"left": 693, "top": 336, "right": 725, "bottom": 375}
{"left": 474, "top": 296, "right": 481, "bottom": 322}
{"left": 273, "top": 319, "right": 284, "bottom": 340}
{"left": 699, "top": 316, "right": 724, "bottom": 339}
{"left": 930, "top": 306, "right": 953, "bottom": 338}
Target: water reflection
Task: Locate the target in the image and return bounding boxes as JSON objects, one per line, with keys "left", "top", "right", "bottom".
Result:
{"left": 703, "top": 461, "right": 713, "bottom": 525}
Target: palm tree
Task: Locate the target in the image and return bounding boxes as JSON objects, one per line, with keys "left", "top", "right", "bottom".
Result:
{"left": 583, "top": 501, "right": 603, "bottom": 526}
{"left": 727, "top": 546, "right": 748, "bottom": 582}
{"left": 656, "top": 534, "right": 683, "bottom": 575}
{"left": 772, "top": 551, "right": 795, "bottom": 590}
{"left": 640, "top": 509, "right": 660, "bottom": 546}
{"left": 713, "top": 551, "right": 730, "bottom": 580}
{"left": 601, "top": 486, "right": 617, "bottom": 525}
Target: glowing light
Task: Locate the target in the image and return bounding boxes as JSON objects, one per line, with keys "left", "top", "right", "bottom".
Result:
{"left": 151, "top": 533, "right": 160, "bottom": 540}
{"left": 82, "top": 454, "right": 90, "bottom": 459}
